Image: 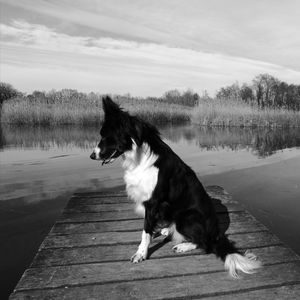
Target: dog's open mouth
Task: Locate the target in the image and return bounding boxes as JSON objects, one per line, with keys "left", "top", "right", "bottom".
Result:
{"left": 101, "top": 150, "right": 117, "bottom": 165}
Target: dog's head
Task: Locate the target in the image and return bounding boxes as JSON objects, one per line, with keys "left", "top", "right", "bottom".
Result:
{"left": 90, "top": 96, "right": 145, "bottom": 164}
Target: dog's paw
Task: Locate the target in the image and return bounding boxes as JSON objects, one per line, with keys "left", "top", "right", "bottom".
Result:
{"left": 130, "top": 251, "right": 146, "bottom": 263}
{"left": 172, "top": 242, "right": 197, "bottom": 253}
{"left": 161, "top": 228, "right": 170, "bottom": 236}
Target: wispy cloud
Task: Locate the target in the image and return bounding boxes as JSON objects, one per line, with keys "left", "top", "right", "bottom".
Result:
{"left": 1, "top": 20, "right": 300, "bottom": 95}
{"left": 2, "top": 0, "right": 300, "bottom": 70}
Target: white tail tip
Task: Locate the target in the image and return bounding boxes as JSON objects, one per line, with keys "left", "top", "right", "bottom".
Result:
{"left": 224, "top": 250, "right": 262, "bottom": 278}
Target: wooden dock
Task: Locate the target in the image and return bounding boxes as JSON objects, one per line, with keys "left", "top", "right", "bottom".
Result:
{"left": 10, "top": 186, "right": 300, "bottom": 299}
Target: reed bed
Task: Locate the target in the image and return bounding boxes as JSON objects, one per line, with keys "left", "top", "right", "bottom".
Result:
{"left": 1, "top": 95, "right": 299, "bottom": 127}
{"left": 0, "top": 96, "right": 191, "bottom": 126}
{"left": 192, "top": 98, "right": 300, "bottom": 128}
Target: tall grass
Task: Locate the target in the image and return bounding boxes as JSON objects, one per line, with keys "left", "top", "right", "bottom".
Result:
{"left": 1, "top": 93, "right": 299, "bottom": 127}
{"left": 1, "top": 97, "right": 101, "bottom": 126}
{"left": 0, "top": 95, "right": 191, "bottom": 126}
{"left": 192, "top": 98, "right": 300, "bottom": 127}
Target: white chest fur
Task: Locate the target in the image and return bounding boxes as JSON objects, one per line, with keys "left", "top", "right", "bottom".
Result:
{"left": 122, "top": 142, "right": 159, "bottom": 217}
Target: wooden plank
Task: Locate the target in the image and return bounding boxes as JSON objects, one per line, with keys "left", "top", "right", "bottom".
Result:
{"left": 10, "top": 262, "right": 300, "bottom": 300}
{"left": 68, "top": 196, "right": 131, "bottom": 205}
{"left": 41, "top": 230, "right": 279, "bottom": 250}
{"left": 31, "top": 229, "right": 287, "bottom": 264}
{"left": 66, "top": 194, "right": 232, "bottom": 207}
{"left": 63, "top": 202, "right": 243, "bottom": 214}
{"left": 51, "top": 219, "right": 145, "bottom": 234}
{"left": 57, "top": 210, "right": 254, "bottom": 223}
{"left": 28, "top": 246, "right": 299, "bottom": 284}
{"left": 71, "top": 185, "right": 231, "bottom": 201}
{"left": 32, "top": 231, "right": 284, "bottom": 266}
{"left": 68, "top": 197, "right": 232, "bottom": 206}
{"left": 197, "top": 284, "right": 300, "bottom": 300}
{"left": 59, "top": 210, "right": 142, "bottom": 223}
{"left": 50, "top": 218, "right": 266, "bottom": 235}
{"left": 65, "top": 202, "right": 135, "bottom": 213}
{"left": 73, "top": 191, "right": 126, "bottom": 197}
{"left": 206, "top": 185, "right": 233, "bottom": 203}
{"left": 13, "top": 246, "right": 300, "bottom": 291}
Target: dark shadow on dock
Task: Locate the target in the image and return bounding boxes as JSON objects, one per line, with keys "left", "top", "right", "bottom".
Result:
{"left": 211, "top": 197, "right": 231, "bottom": 235}
{"left": 148, "top": 237, "right": 172, "bottom": 258}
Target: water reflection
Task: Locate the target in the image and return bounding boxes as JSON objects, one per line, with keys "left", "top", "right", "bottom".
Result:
{"left": 0, "top": 125, "right": 96, "bottom": 150}
{"left": 160, "top": 125, "right": 300, "bottom": 157}
{"left": 0, "top": 125, "right": 4, "bottom": 150}
{"left": 1, "top": 124, "right": 299, "bottom": 157}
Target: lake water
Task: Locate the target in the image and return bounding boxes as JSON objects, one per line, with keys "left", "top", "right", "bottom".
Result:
{"left": 0, "top": 124, "right": 300, "bottom": 298}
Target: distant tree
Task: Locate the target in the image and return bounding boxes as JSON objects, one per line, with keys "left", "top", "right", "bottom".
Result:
{"left": 27, "top": 88, "right": 89, "bottom": 104}
{"left": 213, "top": 73, "right": 299, "bottom": 111}
{"left": 181, "top": 89, "right": 199, "bottom": 106}
{"left": 286, "top": 84, "right": 300, "bottom": 111}
{"left": 163, "top": 89, "right": 199, "bottom": 106}
{"left": 0, "top": 82, "right": 20, "bottom": 104}
{"left": 216, "top": 82, "right": 240, "bottom": 100}
{"left": 240, "top": 84, "right": 254, "bottom": 103}
{"left": 275, "top": 82, "right": 289, "bottom": 108}
{"left": 32, "top": 90, "right": 46, "bottom": 99}
{"left": 252, "top": 74, "right": 280, "bottom": 108}
{"left": 164, "top": 89, "right": 181, "bottom": 102}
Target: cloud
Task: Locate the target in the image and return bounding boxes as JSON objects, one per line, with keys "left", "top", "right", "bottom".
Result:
{"left": 2, "top": 0, "right": 300, "bottom": 72}
{"left": 1, "top": 20, "right": 300, "bottom": 96}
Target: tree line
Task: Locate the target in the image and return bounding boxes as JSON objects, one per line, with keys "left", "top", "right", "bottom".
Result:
{"left": 0, "top": 82, "right": 21, "bottom": 105}
{"left": 1, "top": 73, "right": 300, "bottom": 110}
{"left": 0, "top": 83, "right": 201, "bottom": 107}
{"left": 216, "top": 74, "right": 300, "bottom": 111}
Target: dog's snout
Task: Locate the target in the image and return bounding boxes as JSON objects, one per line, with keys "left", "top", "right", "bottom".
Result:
{"left": 90, "top": 146, "right": 101, "bottom": 160}
{"left": 90, "top": 152, "right": 96, "bottom": 160}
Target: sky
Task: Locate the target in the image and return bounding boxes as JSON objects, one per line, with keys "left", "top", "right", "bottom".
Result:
{"left": 0, "top": 0, "right": 300, "bottom": 96}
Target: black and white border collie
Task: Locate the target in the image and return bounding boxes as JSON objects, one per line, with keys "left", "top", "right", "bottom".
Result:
{"left": 90, "top": 96, "right": 261, "bottom": 278}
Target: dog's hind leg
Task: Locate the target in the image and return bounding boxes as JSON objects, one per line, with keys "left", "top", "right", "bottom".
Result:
{"left": 174, "top": 209, "right": 209, "bottom": 253}
{"left": 172, "top": 242, "right": 197, "bottom": 253}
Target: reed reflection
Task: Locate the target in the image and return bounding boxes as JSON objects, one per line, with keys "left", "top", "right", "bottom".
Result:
{"left": 1, "top": 124, "right": 299, "bottom": 157}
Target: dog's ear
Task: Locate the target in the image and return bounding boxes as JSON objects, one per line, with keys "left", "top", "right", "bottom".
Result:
{"left": 102, "top": 96, "right": 121, "bottom": 116}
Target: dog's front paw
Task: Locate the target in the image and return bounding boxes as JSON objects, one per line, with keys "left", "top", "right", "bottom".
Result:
{"left": 130, "top": 251, "right": 146, "bottom": 263}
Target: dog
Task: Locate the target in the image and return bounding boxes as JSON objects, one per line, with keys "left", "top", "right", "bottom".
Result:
{"left": 90, "top": 96, "right": 261, "bottom": 278}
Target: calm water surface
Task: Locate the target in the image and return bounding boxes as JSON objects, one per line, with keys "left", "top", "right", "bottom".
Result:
{"left": 0, "top": 124, "right": 300, "bottom": 298}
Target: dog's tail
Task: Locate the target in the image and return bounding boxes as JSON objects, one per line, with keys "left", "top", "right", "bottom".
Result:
{"left": 213, "top": 234, "right": 262, "bottom": 278}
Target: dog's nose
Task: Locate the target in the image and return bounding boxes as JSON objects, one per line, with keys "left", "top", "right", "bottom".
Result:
{"left": 90, "top": 152, "right": 96, "bottom": 160}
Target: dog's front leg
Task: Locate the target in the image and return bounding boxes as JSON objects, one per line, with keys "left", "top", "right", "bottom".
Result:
{"left": 131, "top": 206, "right": 154, "bottom": 263}
{"left": 131, "top": 230, "right": 152, "bottom": 263}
